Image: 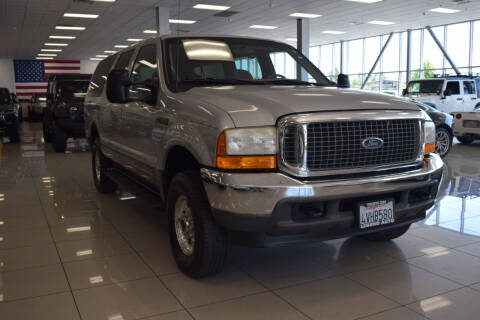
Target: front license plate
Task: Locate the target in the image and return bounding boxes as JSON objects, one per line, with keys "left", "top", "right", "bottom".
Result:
{"left": 359, "top": 200, "right": 394, "bottom": 229}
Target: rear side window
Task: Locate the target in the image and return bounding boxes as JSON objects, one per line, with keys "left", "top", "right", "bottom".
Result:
{"left": 87, "top": 55, "right": 115, "bottom": 97}
{"left": 446, "top": 81, "right": 460, "bottom": 95}
{"left": 464, "top": 81, "right": 476, "bottom": 95}
{"left": 115, "top": 50, "right": 135, "bottom": 70}
{"left": 129, "top": 44, "right": 158, "bottom": 104}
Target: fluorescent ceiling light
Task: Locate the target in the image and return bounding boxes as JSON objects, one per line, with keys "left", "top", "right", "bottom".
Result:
{"left": 322, "top": 30, "right": 346, "bottom": 34}
{"left": 250, "top": 25, "right": 278, "bottom": 29}
{"left": 36, "top": 57, "right": 54, "bottom": 60}
{"left": 41, "top": 49, "right": 62, "bottom": 52}
{"left": 193, "top": 4, "right": 230, "bottom": 11}
{"left": 144, "top": 30, "right": 157, "bottom": 34}
{"left": 289, "top": 13, "right": 322, "bottom": 18}
{"left": 38, "top": 53, "right": 57, "bottom": 56}
{"left": 49, "top": 35, "right": 76, "bottom": 39}
{"left": 44, "top": 43, "right": 68, "bottom": 46}
{"left": 90, "top": 58, "right": 103, "bottom": 60}
{"left": 169, "top": 19, "right": 196, "bottom": 24}
{"left": 104, "top": 50, "right": 117, "bottom": 53}
{"left": 346, "top": 0, "right": 382, "bottom": 3}
{"left": 368, "top": 20, "right": 395, "bottom": 25}
{"left": 55, "top": 26, "right": 86, "bottom": 30}
{"left": 96, "top": 55, "right": 108, "bottom": 57}
{"left": 127, "top": 38, "right": 143, "bottom": 42}
{"left": 430, "top": 7, "right": 460, "bottom": 14}
{"left": 64, "top": 13, "right": 99, "bottom": 19}
{"left": 114, "top": 45, "right": 128, "bottom": 48}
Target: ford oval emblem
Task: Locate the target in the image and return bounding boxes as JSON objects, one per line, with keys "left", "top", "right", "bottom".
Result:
{"left": 362, "top": 137, "right": 384, "bottom": 149}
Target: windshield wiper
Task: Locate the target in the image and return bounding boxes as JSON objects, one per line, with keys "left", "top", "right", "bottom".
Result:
{"left": 264, "top": 79, "right": 317, "bottom": 86}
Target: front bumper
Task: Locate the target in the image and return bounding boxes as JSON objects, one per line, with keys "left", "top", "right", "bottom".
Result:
{"left": 201, "top": 154, "right": 444, "bottom": 245}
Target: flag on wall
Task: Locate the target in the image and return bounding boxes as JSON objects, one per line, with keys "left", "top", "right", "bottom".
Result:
{"left": 13, "top": 60, "right": 81, "bottom": 102}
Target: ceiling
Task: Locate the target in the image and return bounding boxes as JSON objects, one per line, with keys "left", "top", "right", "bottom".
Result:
{"left": 1, "top": 0, "right": 480, "bottom": 60}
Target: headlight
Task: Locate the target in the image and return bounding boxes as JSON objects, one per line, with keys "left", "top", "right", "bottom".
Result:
{"left": 216, "top": 127, "right": 277, "bottom": 169}
{"left": 423, "top": 121, "right": 436, "bottom": 155}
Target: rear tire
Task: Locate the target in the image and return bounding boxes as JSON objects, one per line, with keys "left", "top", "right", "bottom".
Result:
{"left": 458, "top": 135, "right": 474, "bottom": 145}
{"left": 167, "top": 171, "right": 228, "bottom": 278}
{"left": 8, "top": 121, "right": 20, "bottom": 142}
{"left": 53, "top": 124, "right": 67, "bottom": 153}
{"left": 91, "top": 138, "right": 117, "bottom": 194}
{"left": 361, "top": 224, "right": 411, "bottom": 242}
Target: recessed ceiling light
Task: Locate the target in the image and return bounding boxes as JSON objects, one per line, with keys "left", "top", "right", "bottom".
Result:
{"left": 429, "top": 7, "right": 460, "bottom": 14}
{"left": 36, "top": 57, "right": 54, "bottom": 60}
{"left": 96, "top": 55, "right": 108, "bottom": 57}
{"left": 44, "top": 43, "right": 69, "bottom": 46}
{"left": 114, "top": 45, "right": 128, "bottom": 48}
{"left": 49, "top": 35, "right": 76, "bottom": 39}
{"left": 55, "top": 26, "right": 86, "bottom": 30}
{"left": 322, "top": 30, "right": 346, "bottom": 34}
{"left": 38, "top": 53, "right": 57, "bottom": 56}
{"left": 90, "top": 58, "right": 103, "bottom": 60}
{"left": 193, "top": 4, "right": 230, "bottom": 11}
{"left": 169, "top": 19, "right": 196, "bottom": 24}
{"left": 143, "top": 30, "right": 157, "bottom": 34}
{"left": 289, "top": 13, "right": 322, "bottom": 18}
{"left": 64, "top": 13, "right": 99, "bottom": 19}
{"left": 250, "top": 25, "right": 278, "bottom": 29}
{"left": 104, "top": 50, "right": 117, "bottom": 53}
{"left": 368, "top": 20, "right": 395, "bottom": 25}
{"left": 127, "top": 38, "right": 143, "bottom": 42}
{"left": 345, "top": 0, "right": 382, "bottom": 3}
{"left": 41, "top": 49, "right": 62, "bottom": 52}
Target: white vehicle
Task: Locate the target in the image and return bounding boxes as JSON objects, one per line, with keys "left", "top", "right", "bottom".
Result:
{"left": 451, "top": 111, "right": 480, "bottom": 144}
{"left": 403, "top": 76, "right": 480, "bottom": 113}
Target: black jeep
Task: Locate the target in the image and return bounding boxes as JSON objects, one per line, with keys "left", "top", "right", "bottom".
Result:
{"left": 43, "top": 74, "right": 91, "bottom": 152}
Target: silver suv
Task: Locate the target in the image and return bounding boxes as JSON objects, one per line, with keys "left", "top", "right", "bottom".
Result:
{"left": 85, "top": 35, "right": 444, "bottom": 278}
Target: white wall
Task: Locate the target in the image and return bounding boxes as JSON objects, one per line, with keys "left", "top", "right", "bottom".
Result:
{"left": 0, "top": 58, "right": 15, "bottom": 92}
{"left": 80, "top": 60, "right": 98, "bottom": 74}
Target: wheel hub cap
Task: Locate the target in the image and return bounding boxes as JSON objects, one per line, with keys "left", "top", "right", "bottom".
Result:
{"left": 435, "top": 131, "right": 450, "bottom": 156}
{"left": 174, "top": 195, "right": 195, "bottom": 256}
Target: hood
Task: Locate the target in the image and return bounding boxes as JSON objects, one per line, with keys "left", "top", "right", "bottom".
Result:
{"left": 185, "top": 85, "right": 420, "bottom": 127}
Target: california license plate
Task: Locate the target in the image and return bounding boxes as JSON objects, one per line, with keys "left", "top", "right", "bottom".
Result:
{"left": 359, "top": 200, "right": 394, "bottom": 229}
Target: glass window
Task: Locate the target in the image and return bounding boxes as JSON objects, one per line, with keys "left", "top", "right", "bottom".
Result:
{"left": 473, "top": 21, "right": 480, "bottom": 69}
{"left": 382, "top": 33, "right": 399, "bottom": 72}
{"left": 423, "top": 26, "right": 445, "bottom": 75}
{"left": 129, "top": 44, "right": 158, "bottom": 104}
{"left": 446, "top": 81, "right": 460, "bottom": 95}
{"left": 347, "top": 39, "right": 363, "bottom": 74}
{"left": 410, "top": 30, "right": 422, "bottom": 75}
{"left": 446, "top": 23, "right": 470, "bottom": 69}
{"left": 464, "top": 81, "right": 476, "bottom": 94}
{"left": 309, "top": 46, "right": 320, "bottom": 68}
{"left": 87, "top": 55, "right": 115, "bottom": 97}
{"left": 56, "top": 81, "right": 90, "bottom": 98}
{"left": 364, "top": 36, "right": 380, "bottom": 73}
{"left": 407, "top": 80, "right": 443, "bottom": 94}
{"left": 115, "top": 50, "right": 135, "bottom": 70}
{"left": 235, "top": 57, "right": 263, "bottom": 80}
{"left": 320, "top": 44, "right": 333, "bottom": 76}
{"left": 333, "top": 42, "right": 341, "bottom": 77}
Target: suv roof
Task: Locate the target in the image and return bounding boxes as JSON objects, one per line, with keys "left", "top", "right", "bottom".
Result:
{"left": 47, "top": 74, "right": 92, "bottom": 82}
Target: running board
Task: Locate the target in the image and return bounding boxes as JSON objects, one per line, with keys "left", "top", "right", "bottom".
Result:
{"left": 105, "top": 168, "right": 165, "bottom": 208}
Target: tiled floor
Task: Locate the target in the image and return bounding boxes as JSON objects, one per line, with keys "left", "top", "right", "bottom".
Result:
{"left": 1, "top": 122, "right": 480, "bottom": 320}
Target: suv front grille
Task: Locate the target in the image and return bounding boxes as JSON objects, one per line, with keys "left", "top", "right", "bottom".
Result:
{"left": 282, "top": 119, "right": 421, "bottom": 172}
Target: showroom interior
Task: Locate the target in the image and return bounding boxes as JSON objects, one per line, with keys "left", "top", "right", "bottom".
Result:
{"left": 2, "top": 0, "right": 480, "bottom": 319}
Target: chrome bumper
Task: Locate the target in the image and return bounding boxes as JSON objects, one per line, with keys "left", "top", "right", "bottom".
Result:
{"left": 201, "top": 153, "right": 444, "bottom": 216}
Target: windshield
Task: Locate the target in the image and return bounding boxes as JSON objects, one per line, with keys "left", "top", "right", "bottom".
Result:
{"left": 57, "top": 81, "right": 90, "bottom": 98}
{"left": 0, "top": 88, "right": 11, "bottom": 104}
{"left": 407, "top": 80, "right": 443, "bottom": 94}
{"left": 164, "top": 37, "right": 333, "bottom": 91}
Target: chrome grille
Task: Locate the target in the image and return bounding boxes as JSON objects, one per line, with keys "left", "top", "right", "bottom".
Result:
{"left": 282, "top": 119, "right": 421, "bottom": 172}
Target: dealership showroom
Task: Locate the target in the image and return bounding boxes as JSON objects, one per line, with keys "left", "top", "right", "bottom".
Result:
{"left": 4, "top": 0, "right": 480, "bottom": 319}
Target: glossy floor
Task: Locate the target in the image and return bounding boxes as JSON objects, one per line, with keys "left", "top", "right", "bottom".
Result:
{"left": 1, "top": 123, "right": 480, "bottom": 320}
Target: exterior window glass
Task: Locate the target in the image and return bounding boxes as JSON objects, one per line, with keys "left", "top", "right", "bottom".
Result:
{"left": 423, "top": 27, "right": 444, "bottom": 76}
{"left": 364, "top": 36, "right": 380, "bottom": 73}
{"left": 129, "top": 44, "right": 158, "bottom": 104}
{"left": 347, "top": 39, "right": 363, "bottom": 74}
{"left": 446, "top": 23, "right": 470, "bottom": 69}
{"left": 87, "top": 55, "right": 115, "bottom": 97}
{"left": 410, "top": 30, "right": 421, "bottom": 74}
{"left": 333, "top": 42, "right": 341, "bottom": 79}
{"left": 446, "top": 81, "right": 460, "bottom": 95}
{"left": 320, "top": 44, "right": 333, "bottom": 76}
{"left": 382, "top": 34, "right": 399, "bottom": 73}
{"left": 473, "top": 21, "right": 480, "bottom": 70}
{"left": 464, "top": 81, "right": 476, "bottom": 94}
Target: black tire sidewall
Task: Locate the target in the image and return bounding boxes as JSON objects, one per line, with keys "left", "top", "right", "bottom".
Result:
{"left": 53, "top": 124, "right": 67, "bottom": 152}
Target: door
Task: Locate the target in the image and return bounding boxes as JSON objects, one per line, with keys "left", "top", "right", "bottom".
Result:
{"left": 463, "top": 80, "right": 478, "bottom": 111}
{"left": 121, "top": 43, "right": 161, "bottom": 183}
{"left": 442, "top": 81, "right": 463, "bottom": 112}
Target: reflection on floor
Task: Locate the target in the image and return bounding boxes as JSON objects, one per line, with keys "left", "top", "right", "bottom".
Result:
{"left": 1, "top": 122, "right": 480, "bottom": 320}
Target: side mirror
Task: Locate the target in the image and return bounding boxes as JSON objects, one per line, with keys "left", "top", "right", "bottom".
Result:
{"left": 402, "top": 88, "right": 407, "bottom": 96}
{"left": 107, "top": 69, "right": 130, "bottom": 103}
{"left": 337, "top": 74, "right": 350, "bottom": 88}
{"left": 443, "top": 89, "right": 452, "bottom": 98}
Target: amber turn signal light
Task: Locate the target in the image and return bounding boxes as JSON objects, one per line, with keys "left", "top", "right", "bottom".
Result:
{"left": 216, "top": 131, "right": 277, "bottom": 169}
{"left": 424, "top": 143, "right": 435, "bottom": 155}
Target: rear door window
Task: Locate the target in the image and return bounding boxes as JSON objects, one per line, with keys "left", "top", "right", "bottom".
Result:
{"left": 463, "top": 81, "right": 476, "bottom": 95}
{"left": 128, "top": 44, "right": 159, "bottom": 105}
{"left": 446, "top": 81, "right": 460, "bottom": 95}
{"left": 87, "top": 55, "right": 115, "bottom": 97}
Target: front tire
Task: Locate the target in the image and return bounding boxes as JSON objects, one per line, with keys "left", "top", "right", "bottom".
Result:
{"left": 167, "top": 171, "right": 228, "bottom": 278}
{"left": 91, "top": 138, "right": 117, "bottom": 194}
{"left": 8, "top": 121, "right": 20, "bottom": 142}
{"left": 458, "top": 135, "right": 474, "bottom": 145}
{"left": 361, "top": 224, "right": 411, "bottom": 241}
{"left": 435, "top": 127, "right": 452, "bottom": 157}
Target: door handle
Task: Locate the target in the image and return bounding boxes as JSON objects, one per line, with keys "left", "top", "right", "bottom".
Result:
{"left": 472, "top": 97, "right": 477, "bottom": 100}
{"left": 456, "top": 98, "right": 463, "bottom": 101}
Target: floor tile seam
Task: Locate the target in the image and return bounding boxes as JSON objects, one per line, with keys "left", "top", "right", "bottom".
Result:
{"left": 407, "top": 230, "right": 480, "bottom": 248}
{"left": 0, "top": 261, "right": 61, "bottom": 274}
{"left": 60, "top": 251, "right": 141, "bottom": 265}
{"left": 69, "top": 274, "right": 158, "bottom": 292}
{"left": 31, "top": 173, "right": 85, "bottom": 320}
{"left": 403, "top": 259, "right": 470, "bottom": 287}
{"left": 352, "top": 305, "right": 432, "bottom": 320}
{"left": 0, "top": 289, "right": 72, "bottom": 305}
{"left": 233, "top": 263, "right": 315, "bottom": 320}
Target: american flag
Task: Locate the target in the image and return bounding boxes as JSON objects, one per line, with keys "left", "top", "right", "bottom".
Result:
{"left": 14, "top": 59, "right": 81, "bottom": 102}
